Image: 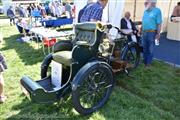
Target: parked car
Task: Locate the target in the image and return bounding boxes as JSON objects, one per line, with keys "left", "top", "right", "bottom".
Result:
{"left": 20, "top": 22, "right": 141, "bottom": 115}
{"left": 0, "top": 6, "right": 4, "bottom": 14}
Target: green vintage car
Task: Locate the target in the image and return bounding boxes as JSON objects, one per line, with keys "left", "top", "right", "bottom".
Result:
{"left": 20, "top": 22, "right": 141, "bottom": 115}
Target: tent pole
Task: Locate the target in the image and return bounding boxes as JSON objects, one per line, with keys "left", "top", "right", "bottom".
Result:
{"left": 108, "top": 2, "right": 110, "bottom": 22}
{"left": 167, "top": 0, "right": 172, "bottom": 21}
{"left": 166, "top": 0, "right": 172, "bottom": 30}
{"left": 133, "top": 0, "right": 137, "bottom": 21}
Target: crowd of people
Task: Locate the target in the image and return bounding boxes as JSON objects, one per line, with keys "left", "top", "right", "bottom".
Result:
{"left": 6, "top": 1, "right": 75, "bottom": 26}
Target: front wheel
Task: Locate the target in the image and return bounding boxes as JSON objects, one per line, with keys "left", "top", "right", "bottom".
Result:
{"left": 72, "top": 61, "right": 114, "bottom": 115}
{"left": 121, "top": 42, "right": 140, "bottom": 69}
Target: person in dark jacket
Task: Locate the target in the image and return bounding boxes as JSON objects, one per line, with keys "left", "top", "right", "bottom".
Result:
{"left": 18, "top": 5, "right": 26, "bottom": 18}
{"left": 27, "top": 4, "right": 34, "bottom": 17}
{"left": 121, "top": 12, "right": 139, "bottom": 42}
{"left": 7, "top": 6, "right": 15, "bottom": 26}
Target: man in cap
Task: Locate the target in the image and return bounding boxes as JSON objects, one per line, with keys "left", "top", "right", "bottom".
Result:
{"left": 80, "top": 0, "right": 108, "bottom": 22}
{"left": 141, "top": 0, "right": 162, "bottom": 68}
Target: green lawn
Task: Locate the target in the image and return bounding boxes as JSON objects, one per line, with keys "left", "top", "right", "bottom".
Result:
{"left": 0, "top": 14, "right": 8, "bottom": 19}
{"left": 0, "top": 24, "right": 180, "bottom": 120}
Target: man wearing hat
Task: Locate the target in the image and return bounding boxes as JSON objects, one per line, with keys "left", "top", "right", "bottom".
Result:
{"left": 141, "top": 0, "right": 162, "bottom": 68}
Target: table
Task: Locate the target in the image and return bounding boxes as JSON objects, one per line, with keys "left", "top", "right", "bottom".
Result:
{"left": 30, "top": 27, "right": 74, "bottom": 55}
{"left": 167, "top": 21, "right": 180, "bottom": 41}
{"left": 41, "top": 18, "right": 73, "bottom": 27}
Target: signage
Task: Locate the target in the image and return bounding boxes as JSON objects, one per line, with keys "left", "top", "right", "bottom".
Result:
{"left": 51, "top": 61, "right": 62, "bottom": 90}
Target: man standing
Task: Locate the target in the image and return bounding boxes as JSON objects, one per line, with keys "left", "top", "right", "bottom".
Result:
{"left": 65, "top": 2, "right": 72, "bottom": 17}
{"left": 49, "top": 2, "right": 56, "bottom": 17}
{"left": 80, "top": 0, "right": 108, "bottom": 22}
{"left": 7, "top": 6, "right": 16, "bottom": 26}
{"left": 78, "top": 0, "right": 94, "bottom": 23}
{"left": 142, "top": 0, "right": 162, "bottom": 68}
{"left": 18, "top": 5, "right": 26, "bottom": 18}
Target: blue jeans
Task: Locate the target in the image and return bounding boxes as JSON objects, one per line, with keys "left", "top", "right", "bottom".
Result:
{"left": 142, "top": 32, "right": 156, "bottom": 65}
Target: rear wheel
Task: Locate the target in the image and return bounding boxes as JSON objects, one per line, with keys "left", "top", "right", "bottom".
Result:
{"left": 72, "top": 62, "right": 114, "bottom": 115}
{"left": 121, "top": 42, "right": 140, "bottom": 69}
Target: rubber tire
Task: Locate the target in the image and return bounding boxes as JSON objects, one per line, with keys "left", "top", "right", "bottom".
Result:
{"left": 72, "top": 61, "right": 114, "bottom": 115}
{"left": 121, "top": 42, "right": 140, "bottom": 69}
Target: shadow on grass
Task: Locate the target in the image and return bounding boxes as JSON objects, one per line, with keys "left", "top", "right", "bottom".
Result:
{"left": 1, "top": 34, "right": 45, "bottom": 65}
{"left": 7, "top": 82, "right": 177, "bottom": 120}
{"left": 116, "top": 62, "right": 180, "bottom": 119}
{"left": 7, "top": 95, "right": 90, "bottom": 120}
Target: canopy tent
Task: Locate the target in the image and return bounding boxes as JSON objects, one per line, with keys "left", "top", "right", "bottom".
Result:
{"left": 74, "top": 0, "right": 179, "bottom": 32}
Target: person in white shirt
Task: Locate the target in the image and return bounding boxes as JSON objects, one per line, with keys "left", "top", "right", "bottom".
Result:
{"left": 55, "top": 2, "right": 64, "bottom": 17}
{"left": 121, "top": 12, "right": 139, "bottom": 42}
{"left": 49, "top": 2, "right": 56, "bottom": 17}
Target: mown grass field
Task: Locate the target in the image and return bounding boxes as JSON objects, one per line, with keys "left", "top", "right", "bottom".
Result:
{"left": 0, "top": 24, "right": 180, "bottom": 120}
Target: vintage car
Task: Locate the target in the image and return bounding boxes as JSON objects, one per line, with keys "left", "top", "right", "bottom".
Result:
{"left": 20, "top": 22, "right": 141, "bottom": 115}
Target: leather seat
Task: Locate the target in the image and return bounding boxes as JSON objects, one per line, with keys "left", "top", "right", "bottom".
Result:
{"left": 52, "top": 51, "right": 72, "bottom": 66}
{"left": 51, "top": 22, "right": 104, "bottom": 66}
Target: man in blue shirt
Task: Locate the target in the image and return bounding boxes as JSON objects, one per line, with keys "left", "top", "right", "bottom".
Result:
{"left": 142, "top": 0, "right": 162, "bottom": 68}
{"left": 78, "top": 0, "right": 94, "bottom": 23}
{"left": 80, "top": 0, "right": 108, "bottom": 22}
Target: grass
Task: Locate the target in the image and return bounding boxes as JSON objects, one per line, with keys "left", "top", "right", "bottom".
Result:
{"left": 0, "top": 24, "right": 180, "bottom": 120}
{"left": 0, "top": 14, "right": 8, "bottom": 19}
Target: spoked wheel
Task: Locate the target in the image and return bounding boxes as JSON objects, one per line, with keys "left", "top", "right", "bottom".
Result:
{"left": 72, "top": 62, "right": 114, "bottom": 115}
{"left": 121, "top": 42, "right": 140, "bottom": 69}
